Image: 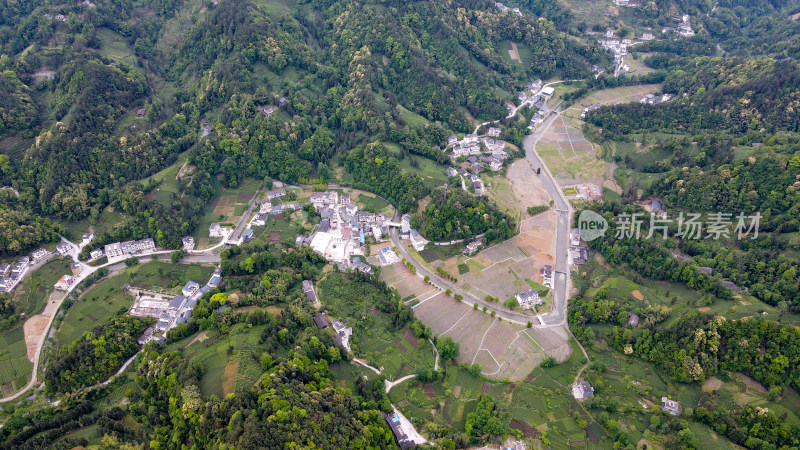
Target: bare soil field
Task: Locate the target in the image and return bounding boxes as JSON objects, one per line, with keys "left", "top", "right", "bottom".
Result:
{"left": 486, "top": 159, "right": 552, "bottom": 220}
{"left": 537, "top": 116, "right": 607, "bottom": 187}
{"left": 433, "top": 213, "right": 556, "bottom": 301}
{"left": 509, "top": 42, "right": 522, "bottom": 63}
{"left": 387, "top": 267, "right": 571, "bottom": 381}
{"left": 213, "top": 196, "right": 237, "bottom": 222}
{"left": 23, "top": 315, "right": 50, "bottom": 361}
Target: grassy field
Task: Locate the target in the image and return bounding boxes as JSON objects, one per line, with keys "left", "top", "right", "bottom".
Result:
{"left": 568, "top": 253, "right": 800, "bottom": 446}
{"left": 387, "top": 362, "right": 599, "bottom": 446}
{"left": 0, "top": 258, "right": 72, "bottom": 392}
{"left": 579, "top": 256, "right": 790, "bottom": 326}
{"left": 57, "top": 204, "right": 135, "bottom": 239}
{"left": 397, "top": 105, "right": 430, "bottom": 127}
{"left": 97, "top": 28, "right": 139, "bottom": 68}
{"left": 54, "top": 261, "right": 215, "bottom": 347}
{"left": 317, "top": 272, "right": 436, "bottom": 379}
{"left": 248, "top": 212, "right": 311, "bottom": 248}
{"left": 193, "top": 178, "right": 262, "bottom": 241}
{"left": 355, "top": 192, "right": 391, "bottom": 214}
{"left": 384, "top": 143, "right": 449, "bottom": 189}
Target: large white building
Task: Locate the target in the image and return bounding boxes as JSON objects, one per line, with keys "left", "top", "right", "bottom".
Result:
{"left": 105, "top": 238, "right": 156, "bottom": 258}
{"left": 209, "top": 223, "right": 229, "bottom": 238}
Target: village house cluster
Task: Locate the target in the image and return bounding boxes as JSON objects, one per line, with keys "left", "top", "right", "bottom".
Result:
{"left": 599, "top": 32, "right": 631, "bottom": 76}
{"left": 580, "top": 103, "right": 603, "bottom": 119}
{"left": 0, "top": 256, "right": 34, "bottom": 293}
{"left": 640, "top": 93, "right": 674, "bottom": 105}
{"left": 663, "top": 15, "right": 695, "bottom": 37}
{"left": 447, "top": 134, "right": 510, "bottom": 176}
{"left": 306, "top": 191, "right": 391, "bottom": 267}
{"left": 133, "top": 266, "right": 223, "bottom": 344}
{"left": 312, "top": 310, "right": 354, "bottom": 351}
{"left": 518, "top": 80, "right": 554, "bottom": 131}
{"left": 494, "top": 2, "right": 522, "bottom": 16}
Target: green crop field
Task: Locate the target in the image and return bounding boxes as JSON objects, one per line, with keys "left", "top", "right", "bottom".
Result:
{"left": 356, "top": 193, "right": 391, "bottom": 213}
{"left": 193, "top": 178, "right": 262, "bottom": 241}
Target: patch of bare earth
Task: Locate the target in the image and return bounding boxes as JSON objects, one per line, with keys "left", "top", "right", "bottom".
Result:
{"left": 703, "top": 376, "right": 723, "bottom": 392}
{"left": 23, "top": 315, "right": 50, "bottom": 361}
{"left": 184, "top": 331, "right": 208, "bottom": 348}
{"left": 506, "top": 159, "right": 552, "bottom": 211}
{"left": 222, "top": 358, "right": 240, "bottom": 395}
{"left": 737, "top": 372, "right": 767, "bottom": 393}
{"left": 508, "top": 42, "right": 522, "bottom": 63}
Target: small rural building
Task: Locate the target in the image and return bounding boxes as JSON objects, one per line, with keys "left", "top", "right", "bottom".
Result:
{"left": 661, "top": 397, "right": 682, "bottom": 415}
{"left": 313, "top": 313, "right": 329, "bottom": 329}
{"left": 182, "top": 281, "right": 200, "bottom": 297}
{"left": 54, "top": 275, "right": 73, "bottom": 291}
{"left": 209, "top": 223, "right": 226, "bottom": 237}
{"left": 627, "top": 313, "right": 640, "bottom": 328}
{"left": 32, "top": 248, "right": 50, "bottom": 261}
{"left": 90, "top": 248, "right": 104, "bottom": 260}
{"left": 572, "top": 381, "right": 594, "bottom": 399}
{"left": 463, "top": 240, "right": 482, "bottom": 256}
{"left": 302, "top": 280, "right": 319, "bottom": 303}
{"left": 182, "top": 236, "right": 195, "bottom": 251}
{"left": 169, "top": 295, "right": 185, "bottom": 310}
{"left": 267, "top": 189, "right": 286, "bottom": 200}
{"left": 56, "top": 242, "right": 71, "bottom": 256}
{"left": 384, "top": 413, "right": 415, "bottom": 449}
{"left": 253, "top": 213, "right": 268, "bottom": 227}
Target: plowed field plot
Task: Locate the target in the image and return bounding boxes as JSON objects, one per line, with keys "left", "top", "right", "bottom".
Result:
{"left": 562, "top": 84, "right": 663, "bottom": 119}
{"left": 538, "top": 115, "right": 607, "bottom": 185}
{"left": 384, "top": 264, "right": 572, "bottom": 381}
{"left": 433, "top": 213, "right": 557, "bottom": 302}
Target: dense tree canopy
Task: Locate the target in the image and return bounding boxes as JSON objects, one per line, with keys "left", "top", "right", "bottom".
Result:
{"left": 413, "top": 188, "right": 515, "bottom": 243}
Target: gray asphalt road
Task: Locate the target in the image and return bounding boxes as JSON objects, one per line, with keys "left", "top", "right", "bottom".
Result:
{"left": 229, "top": 188, "right": 262, "bottom": 242}
{"left": 391, "top": 104, "right": 573, "bottom": 328}
{"left": 389, "top": 227, "right": 537, "bottom": 326}
{"left": 522, "top": 105, "right": 572, "bottom": 326}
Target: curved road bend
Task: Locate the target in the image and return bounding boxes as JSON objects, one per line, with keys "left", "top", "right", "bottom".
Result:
{"left": 0, "top": 242, "right": 225, "bottom": 402}
{"left": 391, "top": 105, "right": 573, "bottom": 328}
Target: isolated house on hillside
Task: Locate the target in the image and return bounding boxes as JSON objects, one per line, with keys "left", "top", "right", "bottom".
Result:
{"left": 384, "top": 413, "right": 415, "bottom": 449}
{"left": 302, "top": 280, "right": 319, "bottom": 304}
{"left": 314, "top": 313, "right": 329, "bottom": 329}
{"left": 661, "top": 397, "right": 682, "bottom": 415}
{"left": 572, "top": 381, "right": 594, "bottom": 399}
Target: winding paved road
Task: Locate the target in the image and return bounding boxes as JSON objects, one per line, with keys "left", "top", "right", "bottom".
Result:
{"left": 523, "top": 104, "right": 573, "bottom": 326}
{"left": 391, "top": 103, "right": 573, "bottom": 328}
{"left": 0, "top": 238, "right": 227, "bottom": 403}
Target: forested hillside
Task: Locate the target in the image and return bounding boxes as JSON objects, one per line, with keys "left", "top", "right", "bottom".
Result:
{"left": 586, "top": 58, "right": 800, "bottom": 137}
{"left": 0, "top": 0, "right": 601, "bottom": 253}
